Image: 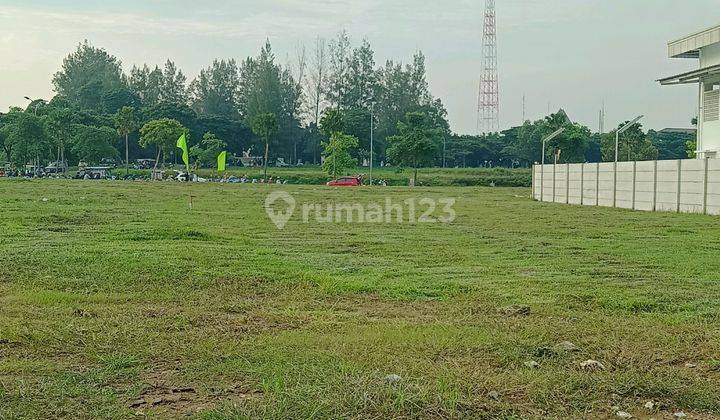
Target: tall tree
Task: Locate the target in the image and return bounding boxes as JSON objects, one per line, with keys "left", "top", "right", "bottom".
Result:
{"left": 129, "top": 65, "right": 163, "bottom": 106}
{"left": 161, "top": 60, "right": 187, "bottom": 104}
{"left": 251, "top": 112, "right": 278, "bottom": 178}
{"left": 306, "top": 37, "right": 328, "bottom": 125}
{"left": 326, "top": 31, "right": 351, "bottom": 109}
{"left": 346, "top": 39, "right": 377, "bottom": 109}
{"left": 319, "top": 109, "right": 345, "bottom": 136}
{"left": 238, "top": 41, "right": 302, "bottom": 161}
{"left": 52, "top": 41, "right": 125, "bottom": 110}
{"left": 114, "top": 106, "right": 139, "bottom": 175}
{"left": 303, "top": 37, "right": 329, "bottom": 164}
{"left": 188, "top": 59, "right": 241, "bottom": 118}
{"left": 386, "top": 112, "right": 441, "bottom": 185}
{"left": 374, "top": 52, "right": 448, "bottom": 160}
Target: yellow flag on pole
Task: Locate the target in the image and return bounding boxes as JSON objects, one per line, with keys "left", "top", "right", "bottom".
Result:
{"left": 217, "top": 151, "right": 227, "bottom": 173}
{"left": 176, "top": 133, "right": 189, "bottom": 172}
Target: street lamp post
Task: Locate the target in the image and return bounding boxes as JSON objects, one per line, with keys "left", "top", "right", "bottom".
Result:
{"left": 540, "top": 127, "right": 566, "bottom": 202}
{"left": 369, "top": 103, "right": 375, "bottom": 186}
{"left": 613, "top": 115, "right": 644, "bottom": 207}
{"left": 24, "top": 96, "right": 41, "bottom": 175}
{"left": 443, "top": 136, "right": 446, "bottom": 168}
{"left": 24, "top": 96, "right": 39, "bottom": 116}
{"left": 614, "top": 115, "right": 644, "bottom": 163}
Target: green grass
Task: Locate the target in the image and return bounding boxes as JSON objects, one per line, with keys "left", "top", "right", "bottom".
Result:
{"left": 1, "top": 179, "right": 719, "bottom": 418}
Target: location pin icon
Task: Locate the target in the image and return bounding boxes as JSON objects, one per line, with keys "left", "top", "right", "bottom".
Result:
{"left": 264, "top": 191, "right": 296, "bottom": 230}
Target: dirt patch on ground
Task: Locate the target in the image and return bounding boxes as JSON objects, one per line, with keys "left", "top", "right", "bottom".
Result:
{"left": 128, "top": 369, "right": 261, "bottom": 417}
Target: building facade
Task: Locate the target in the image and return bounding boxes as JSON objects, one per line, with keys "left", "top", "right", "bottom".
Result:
{"left": 660, "top": 24, "right": 720, "bottom": 158}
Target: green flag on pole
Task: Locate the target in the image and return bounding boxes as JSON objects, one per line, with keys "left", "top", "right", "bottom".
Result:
{"left": 176, "top": 133, "right": 189, "bottom": 172}
{"left": 217, "top": 151, "right": 227, "bottom": 173}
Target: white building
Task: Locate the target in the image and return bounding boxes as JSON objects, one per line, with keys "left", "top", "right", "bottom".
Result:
{"left": 660, "top": 24, "right": 720, "bottom": 158}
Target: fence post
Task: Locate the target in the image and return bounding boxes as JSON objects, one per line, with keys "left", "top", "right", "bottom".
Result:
{"left": 704, "top": 157, "right": 709, "bottom": 215}
{"left": 553, "top": 162, "right": 557, "bottom": 203}
{"left": 676, "top": 159, "right": 682, "bottom": 213}
{"left": 632, "top": 161, "right": 637, "bottom": 210}
{"left": 652, "top": 160, "right": 658, "bottom": 212}
{"left": 566, "top": 163, "right": 570, "bottom": 204}
{"left": 531, "top": 165, "right": 535, "bottom": 199}
{"left": 540, "top": 164, "right": 544, "bottom": 202}
{"left": 613, "top": 161, "right": 618, "bottom": 208}
{"left": 596, "top": 162, "right": 600, "bottom": 206}
{"left": 580, "top": 163, "right": 585, "bottom": 205}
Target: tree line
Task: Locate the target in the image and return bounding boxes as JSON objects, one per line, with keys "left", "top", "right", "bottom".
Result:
{"left": 0, "top": 33, "right": 449, "bottom": 174}
{"left": 444, "top": 111, "right": 696, "bottom": 169}
{"left": 0, "top": 34, "right": 696, "bottom": 175}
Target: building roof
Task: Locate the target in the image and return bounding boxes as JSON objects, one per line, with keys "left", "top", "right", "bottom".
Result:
{"left": 658, "top": 128, "right": 697, "bottom": 136}
{"left": 669, "top": 24, "right": 720, "bottom": 58}
{"left": 658, "top": 63, "right": 720, "bottom": 85}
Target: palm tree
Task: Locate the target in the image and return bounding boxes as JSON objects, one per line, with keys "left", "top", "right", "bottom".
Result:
{"left": 114, "top": 106, "right": 138, "bottom": 175}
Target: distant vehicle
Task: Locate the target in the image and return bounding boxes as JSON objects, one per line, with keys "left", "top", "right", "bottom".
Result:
{"left": 45, "top": 161, "right": 68, "bottom": 174}
{"left": 135, "top": 159, "right": 156, "bottom": 169}
{"left": 75, "top": 167, "right": 113, "bottom": 179}
{"left": 174, "top": 171, "right": 207, "bottom": 183}
{"left": 99, "top": 158, "right": 117, "bottom": 168}
{"left": 326, "top": 176, "right": 362, "bottom": 187}
{"left": 276, "top": 158, "right": 290, "bottom": 167}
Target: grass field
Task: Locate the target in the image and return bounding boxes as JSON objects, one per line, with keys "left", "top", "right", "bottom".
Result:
{"left": 1, "top": 179, "right": 720, "bottom": 419}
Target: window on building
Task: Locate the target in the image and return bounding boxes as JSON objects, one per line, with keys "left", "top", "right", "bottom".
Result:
{"left": 704, "top": 85, "right": 720, "bottom": 122}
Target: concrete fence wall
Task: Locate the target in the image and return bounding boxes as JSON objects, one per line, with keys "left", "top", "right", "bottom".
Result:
{"left": 532, "top": 159, "right": 720, "bottom": 215}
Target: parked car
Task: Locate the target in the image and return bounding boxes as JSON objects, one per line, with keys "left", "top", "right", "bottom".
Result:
{"left": 99, "top": 158, "right": 118, "bottom": 168}
{"left": 45, "top": 161, "right": 68, "bottom": 174}
{"left": 326, "top": 176, "right": 362, "bottom": 187}
{"left": 135, "top": 159, "right": 156, "bottom": 169}
{"left": 74, "top": 167, "right": 113, "bottom": 179}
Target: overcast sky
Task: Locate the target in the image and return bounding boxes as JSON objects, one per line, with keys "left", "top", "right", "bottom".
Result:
{"left": 0, "top": 0, "right": 715, "bottom": 134}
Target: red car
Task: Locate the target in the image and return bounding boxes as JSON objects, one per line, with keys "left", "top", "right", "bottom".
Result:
{"left": 326, "top": 176, "right": 362, "bottom": 187}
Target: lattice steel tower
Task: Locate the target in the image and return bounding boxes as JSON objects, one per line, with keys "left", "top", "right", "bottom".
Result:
{"left": 477, "top": 0, "right": 499, "bottom": 134}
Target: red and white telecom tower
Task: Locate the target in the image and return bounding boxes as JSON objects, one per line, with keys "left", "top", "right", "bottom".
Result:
{"left": 477, "top": 0, "right": 499, "bottom": 134}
